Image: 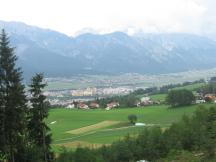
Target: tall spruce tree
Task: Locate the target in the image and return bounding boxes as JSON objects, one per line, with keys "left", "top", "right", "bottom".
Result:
{"left": 0, "top": 31, "right": 6, "bottom": 160}
{"left": 0, "top": 29, "right": 28, "bottom": 162}
{"left": 28, "top": 73, "right": 53, "bottom": 162}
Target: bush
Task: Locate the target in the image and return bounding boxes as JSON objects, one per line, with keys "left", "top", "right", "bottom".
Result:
{"left": 128, "top": 114, "right": 137, "bottom": 124}
{"left": 166, "top": 89, "right": 195, "bottom": 107}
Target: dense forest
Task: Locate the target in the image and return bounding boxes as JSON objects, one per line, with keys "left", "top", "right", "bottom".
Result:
{"left": 0, "top": 30, "right": 52, "bottom": 162}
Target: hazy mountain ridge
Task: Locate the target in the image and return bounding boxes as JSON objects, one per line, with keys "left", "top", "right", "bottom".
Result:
{"left": 1, "top": 20, "right": 216, "bottom": 77}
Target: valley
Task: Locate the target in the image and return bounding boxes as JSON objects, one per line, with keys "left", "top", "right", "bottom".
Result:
{"left": 49, "top": 103, "right": 212, "bottom": 152}
{"left": 43, "top": 69, "right": 216, "bottom": 106}
{"left": 2, "top": 0, "right": 216, "bottom": 161}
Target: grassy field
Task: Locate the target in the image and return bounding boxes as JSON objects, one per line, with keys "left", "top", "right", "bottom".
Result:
{"left": 149, "top": 82, "right": 205, "bottom": 101}
{"left": 172, "top": 83, "right": 205, "bottom": 91}
{"left": 45, "top": 81, "right": 95, "bottom": 90}
{"left": 48, "top": 103, "right": 212, "bottom": 151}
{"left": 150, "top": 94, "right": 167, "bottom": 102}
{"left": 139, "top": 83, "right": 205, "bottom": 102}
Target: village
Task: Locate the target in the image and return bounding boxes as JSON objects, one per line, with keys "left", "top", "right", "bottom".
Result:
{"left": 41, "top": 77, "right": 216, "bottom": 110}
{"left": 47, "top": 91, "right": 216, "bottom": 111}
{"left": 59, "top": 96, "right": 155, "bottom": 110}
{"left": 44, "top": 86, "right": 133, "bottom": 106}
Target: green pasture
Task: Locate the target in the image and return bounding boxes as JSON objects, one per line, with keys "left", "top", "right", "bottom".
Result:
{"left": 150, "top": 94, "right": 167, "bottom": 102}
{"left": 46, "top": 81, "right": 94, "bottom": 90}
{"left": 48, "top": 103, "right": 212, "bottom": 150}
{"left": 172, "top": 83, "right": 205, "bottom": 91}
{"left": 139, "top": 82, "right": 205, "bottom": 101}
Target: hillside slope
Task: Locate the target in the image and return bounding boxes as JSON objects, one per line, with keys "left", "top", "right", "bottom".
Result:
{"left": 1, "top": 21, "right": 216, "bottom": 77}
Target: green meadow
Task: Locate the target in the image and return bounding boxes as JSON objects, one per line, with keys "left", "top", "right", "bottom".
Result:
{"left": 150, "top": 94, "right": 167, "bottom": 102}
{"left": 48, "top": 103, "right": 212, "bottom": 151}
{"left": 172, "top": 82, "right": 205, "bottom": 91}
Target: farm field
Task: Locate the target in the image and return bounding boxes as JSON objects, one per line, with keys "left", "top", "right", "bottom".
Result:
{"left": 172, "top": 83, "right": 205, "bottom": 91}
{"left": 150, "top": 94, "right": 167, "bottom": 102}
{"left": 140, "top": 82, "right": 205, "bottom": 102}
{"left": 48, "top": 103, "right": 212, "bottom": 151}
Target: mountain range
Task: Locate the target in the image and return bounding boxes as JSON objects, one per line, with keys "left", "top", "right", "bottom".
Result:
{"left": 1, "top": 20, "right": 216, "bottom": 78}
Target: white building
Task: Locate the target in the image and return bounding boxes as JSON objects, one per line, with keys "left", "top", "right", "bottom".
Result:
{"left": 66, "top": 104, "right": 75, "bottom": 109}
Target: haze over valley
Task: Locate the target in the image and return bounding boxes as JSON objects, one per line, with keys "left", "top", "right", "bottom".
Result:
{"left": 1, "top": 20, "right": 216, "bottom": 79}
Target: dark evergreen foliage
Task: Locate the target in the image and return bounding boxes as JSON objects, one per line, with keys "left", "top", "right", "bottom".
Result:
{"left": 166, "top": 89, "right": 195, "bottom": 107}
{"left": 0, "top": 29, "right": 28, "bottom": 162}
{"left": 128, "top": 114, "right": 137, "bottom": 124}
{"left": 0, "top": 29, "right": 53, "bottom": 162}
{"left": 28, "top": 73, "right": 53, "bottom": 162}
{"left": 198, "top": 82, "right": 216, "bottom": 94}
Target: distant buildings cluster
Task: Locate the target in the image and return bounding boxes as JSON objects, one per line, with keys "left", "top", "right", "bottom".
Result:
{"left": 43, "top": 87, "right": 132, "bottom": 99}
{"left": 71, "top": 87, "right": 97, "bottom": 96}
{"left": 48, "top": 95, "right": 161, "bottom": 111}
{"left": 43, "top": 87, "right": 133, "bottom": 107}
{"left": 71, "top": 87, "right": 132, "bottom": 97}
{"left": 65, "top": 101, "right": 119, "bottom": 110}
{"left": 195, "top": 93, "right": 216, "bottom": 104}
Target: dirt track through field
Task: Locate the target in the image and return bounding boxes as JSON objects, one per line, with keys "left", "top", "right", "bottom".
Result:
{"left": 66, "top": 120, "right": 121, "bottom": 135}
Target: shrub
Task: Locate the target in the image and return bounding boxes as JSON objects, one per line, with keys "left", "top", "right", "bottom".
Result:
{"left": 128, "top": 114, "right": 137, "bottom": 124}
{"left": 166, "top": 89, "right": 195, "bottom": 107}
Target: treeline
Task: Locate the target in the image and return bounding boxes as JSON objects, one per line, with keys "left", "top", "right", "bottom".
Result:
{"left": 132, "top": 79, "right": 205, "bottom": 96}
{"left": 56, "top": 106, "right": 216, "bottom": 162}
{"left": 166, "top": 89, "right": 195, "bottom": 107}
{"left": 197, "top": 82, "right": 216, "bottom": 94}
{"left": 0, "top": 30, "right": 52, "bottom": 162}
{"left": 94, "top": 94, "right": 139, "bottom": 108}
{"left": 166, "top": 78, "right": 216, "bottom": 107}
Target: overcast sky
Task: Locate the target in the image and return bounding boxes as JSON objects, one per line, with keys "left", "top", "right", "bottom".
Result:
{"left": 0, "top": 0, "right": 215, "bottom": 36}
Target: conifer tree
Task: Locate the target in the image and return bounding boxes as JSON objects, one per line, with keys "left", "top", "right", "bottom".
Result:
{"left": 0, "top": 37, "right": 6, "bottom": 160}
{"left": 0, "top": 29, "right": 28, "bottom": 162}
{"left": 28, "top": 73, "right": 53, "bottom": 162}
